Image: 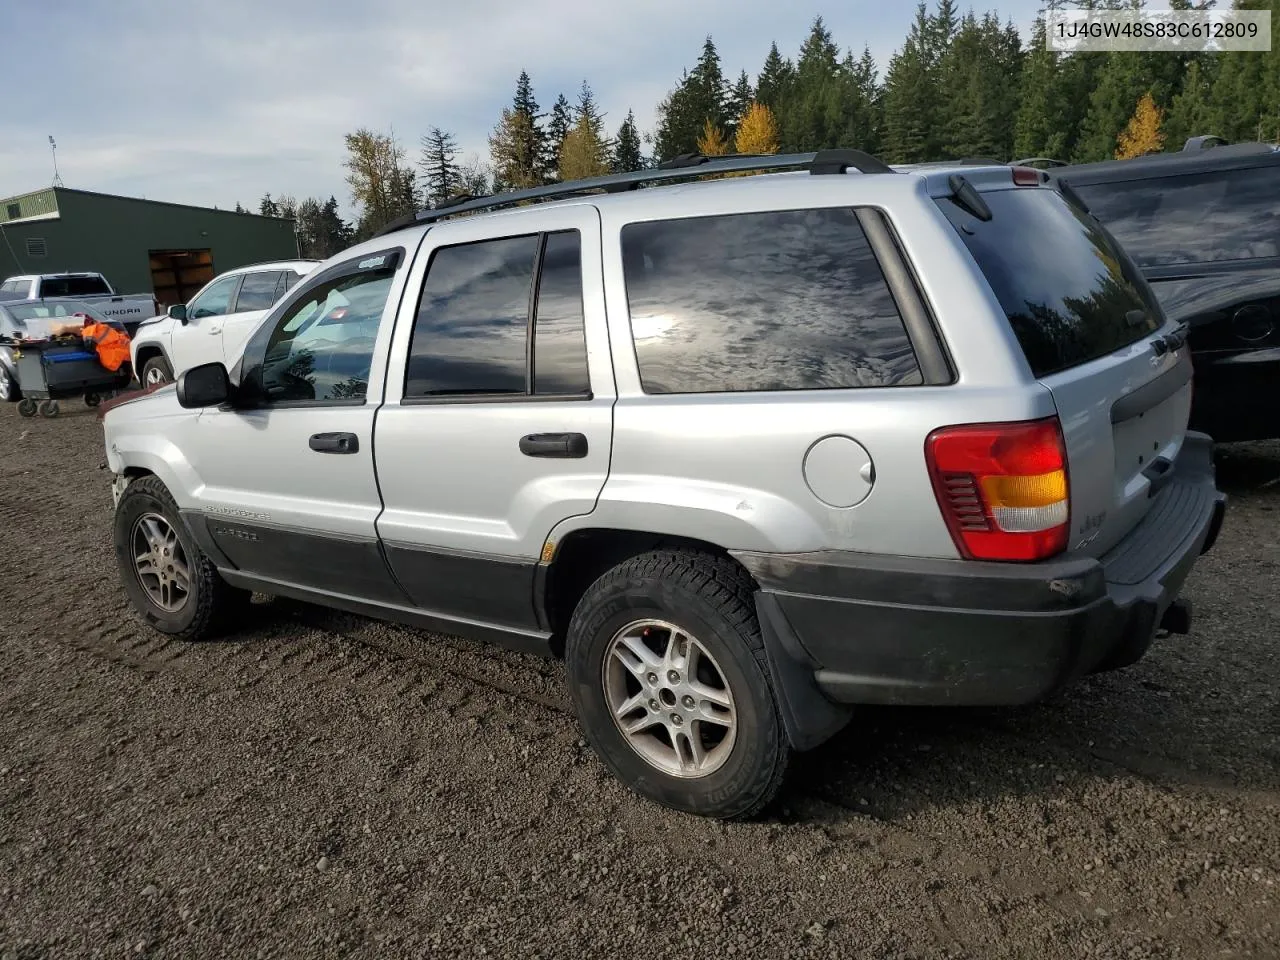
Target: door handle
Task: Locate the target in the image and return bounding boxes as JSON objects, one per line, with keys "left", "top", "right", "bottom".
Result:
{"left": 519, "top": 432, "right": 588, "bottom": 459}
{"left": 309, "top": 432, "right": 359, "bottom": 454}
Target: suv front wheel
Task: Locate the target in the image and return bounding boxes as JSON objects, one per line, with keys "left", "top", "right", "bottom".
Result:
{"left": 113, "top": 476, "right": 248, "bottom": 640}
{"left": 566, "top": 549, "right": 791, "bottom": 820}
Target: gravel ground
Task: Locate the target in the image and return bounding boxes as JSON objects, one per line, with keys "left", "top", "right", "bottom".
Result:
{"left": 1, "top": 400, "right": 1277, "bottom": 959}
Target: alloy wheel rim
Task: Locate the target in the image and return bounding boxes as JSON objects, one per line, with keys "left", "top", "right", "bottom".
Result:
{"left": 0, "top": 370, "right": 9, "bottom": 400}
{"left": 131, "top": 513, "right": 191, "bottom": 613}
{"left": 602, "top": 619, "right": 737, "bottom": 778}
{"left": 145, "top": 366, "right": 168, "bottom": 385}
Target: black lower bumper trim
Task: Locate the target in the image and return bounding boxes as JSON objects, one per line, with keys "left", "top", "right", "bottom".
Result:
{"left": 733, "top": 432, "right": 1226, "bottom": 710}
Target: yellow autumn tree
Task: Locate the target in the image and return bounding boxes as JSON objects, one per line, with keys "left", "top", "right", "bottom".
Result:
{"left": 558, "top": 116, "right": 609, "bottom": 183}
{"left": 696, "top": 118, "right": 729, "bottom": 156}
{"left": 734, "top": 102, "right": 779, "bottom": 156}
{"left": 1116, "top": 92, "right": 1166, "bottom": 160}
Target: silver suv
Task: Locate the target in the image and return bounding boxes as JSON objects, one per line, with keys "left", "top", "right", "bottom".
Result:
{"left": 102, "top": 151, "right": 1227, "bottom": 819}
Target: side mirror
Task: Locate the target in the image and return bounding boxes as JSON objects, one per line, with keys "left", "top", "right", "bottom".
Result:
{"left": 176, "top": 362, "right": 231, "bottom": 408}
{"left": 168, "top": 303, "right": 188, "bottom": 325}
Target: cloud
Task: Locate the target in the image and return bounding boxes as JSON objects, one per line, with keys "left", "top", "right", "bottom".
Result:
{"left": 4, "top": 0, "right": 1044, "bottom": 217}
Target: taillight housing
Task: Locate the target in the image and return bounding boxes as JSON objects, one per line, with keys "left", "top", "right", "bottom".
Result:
{"left": 924, "top": 417, "right": 1070, "bottom": 562}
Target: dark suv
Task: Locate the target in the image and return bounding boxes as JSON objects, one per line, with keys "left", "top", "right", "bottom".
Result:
{"left": 1049, "top": 141, "right": 1280, "bottom": 442}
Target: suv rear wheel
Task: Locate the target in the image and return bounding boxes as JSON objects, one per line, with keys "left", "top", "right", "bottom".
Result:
{"left": 565, "top": 549, "right": 791, "bottom": 820}
{"left": 113, "top": 476, "right": 248, "bottom": 640}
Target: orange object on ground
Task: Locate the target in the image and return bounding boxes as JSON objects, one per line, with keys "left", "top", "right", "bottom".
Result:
{"left": 79, "top": 318, "right": 132, "bottom": 373}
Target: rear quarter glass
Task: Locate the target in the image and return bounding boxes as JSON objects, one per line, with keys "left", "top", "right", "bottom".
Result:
{"left": 936, "top": 187, "right": 1165, "bottom": 378}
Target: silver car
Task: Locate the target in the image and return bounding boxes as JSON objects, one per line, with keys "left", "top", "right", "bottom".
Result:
{"left": 100, "top": 151, "right": 1227, "bottom": 819}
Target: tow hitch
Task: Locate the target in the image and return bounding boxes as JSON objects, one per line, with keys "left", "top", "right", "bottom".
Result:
{"left": 1159, "top": 598, "right": 1193, "bottom": 636}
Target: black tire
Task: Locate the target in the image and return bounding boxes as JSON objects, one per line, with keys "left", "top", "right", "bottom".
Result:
{"left": 141, "top": 355, "right": 174, "bottom": 387}
{"left": 113, "top": 475, "right": 250, "bottom": 641}
{"left": 566, "top": 549, "right": 791, "bottom": 820}
{"left": 85, "top": 392, "right": 101, "bottom": 407}
{"left": 37, "top": 399, "right": 59, "bottom": 418}
{"left": 17, "top": 397, "right": 36, "bottom": 417}
{"left": 0, "top": 364, "right": 20, "bottom": 402}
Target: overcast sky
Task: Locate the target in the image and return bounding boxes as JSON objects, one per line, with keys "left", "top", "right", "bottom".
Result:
{"left": 3, "top": 0, "right": 1044, "bottom": 218}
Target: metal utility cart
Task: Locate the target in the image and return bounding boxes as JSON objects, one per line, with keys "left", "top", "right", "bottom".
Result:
{"left": 12, "top": 336, "right": 131, "bottom": 418}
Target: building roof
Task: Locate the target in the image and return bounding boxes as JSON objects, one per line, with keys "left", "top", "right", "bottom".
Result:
{"left": 0, "top": 186, "right": 296, "bottom": 225}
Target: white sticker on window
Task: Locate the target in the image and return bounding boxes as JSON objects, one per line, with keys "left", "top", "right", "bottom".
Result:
{"left": 359, "top": 256, "right": 387, "bottom": 270}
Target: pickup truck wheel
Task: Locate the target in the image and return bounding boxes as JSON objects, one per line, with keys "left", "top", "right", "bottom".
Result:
{"left": 113, "top": 476, "right": 248, "bottom": 641}
{"left": 565, "top": 549, "right": 791, "bottom": 820}
{"left": 141, "top": 356, "right": 173, "bottom": 386}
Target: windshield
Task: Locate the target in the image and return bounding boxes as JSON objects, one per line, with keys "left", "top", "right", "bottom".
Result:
{"left": 41, "top": 275, "right": 112, "bottom": 297}
{"left": 936, "top": 186, "right": 1164, "bottom": 378}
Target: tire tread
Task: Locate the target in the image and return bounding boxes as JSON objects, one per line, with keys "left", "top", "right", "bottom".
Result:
{"left": 570, "top": 547, "right": 791, "bottom": 820}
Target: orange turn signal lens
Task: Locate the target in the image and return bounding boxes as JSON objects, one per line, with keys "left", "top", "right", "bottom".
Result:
{"left": 979, "top": 470, "right": 1067, "bottom": 509}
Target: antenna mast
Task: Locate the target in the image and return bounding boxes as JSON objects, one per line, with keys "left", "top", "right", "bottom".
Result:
{"left": 49, "top": 136, "right": 64, "bottom": 187}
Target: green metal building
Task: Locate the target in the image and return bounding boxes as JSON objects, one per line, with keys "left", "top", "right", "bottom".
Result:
{"left": 0, "top": 187, "right": 299, "bottom": 308}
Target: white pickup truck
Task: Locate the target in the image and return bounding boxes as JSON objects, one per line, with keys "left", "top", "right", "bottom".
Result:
{"left": 0, "top": 272, "right": 157, "bottom": 336}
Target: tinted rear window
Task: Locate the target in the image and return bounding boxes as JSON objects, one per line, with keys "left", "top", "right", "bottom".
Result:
{"left": 41, "top": 275, "right": 111, "bottom": 297}
{"left": 1072, "top": 166, "right": 1280, "bottom": 267}
{"left": 938, "top": 187, "right": 1162, "bottom": 378}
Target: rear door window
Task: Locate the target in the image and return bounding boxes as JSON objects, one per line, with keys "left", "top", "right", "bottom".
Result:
{"left": 1072, "top": 166, "right": 1280, "bottom": 267}
{"left": 620, "top": 208, "right": 922, "bottom": 394}
{"left": 937, "top": 187, "right": 1163, "bottom": 378}
{"left": 233, "top": 271, "right": 283, "bottom": 312}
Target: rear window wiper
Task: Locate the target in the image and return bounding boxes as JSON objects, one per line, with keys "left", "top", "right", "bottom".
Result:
{"left": 947, "top": 175, "right": 993, "bottom": 222}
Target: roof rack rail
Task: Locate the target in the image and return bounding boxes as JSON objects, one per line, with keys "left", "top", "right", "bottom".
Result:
{"left": 374, "top": 149, "right": 897, "bottom": 236}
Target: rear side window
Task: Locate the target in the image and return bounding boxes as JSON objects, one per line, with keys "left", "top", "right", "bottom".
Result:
{"left": 41, "top": 275, "right": 111, "bottom": 297}
{"left": 938, "top": 187, "right": 1162, "bottom": 378}
{"left": 1073, "top": 166, "right": 1280, "bottom": 267}
{"left": 234, "top": 271, "right": 282, "bottom": 312}
{"left": 620, "top": 208, "right": 921, "bottom": 394}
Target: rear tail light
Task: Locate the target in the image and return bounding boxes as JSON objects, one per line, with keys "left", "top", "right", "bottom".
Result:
{"left": 925, "top": 417, "right": 1070, "bottom": 562}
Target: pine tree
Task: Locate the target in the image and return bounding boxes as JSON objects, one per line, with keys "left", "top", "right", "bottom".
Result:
{"left": 574, "top": 80, "right": 612, "bottom": 171}
{"left": 727, "top": 71, "right": 754, "bottom": 137}
{"left": 1074, "top": 52, "right": 1147, "bottom": 162}
{"left": 939, "top": 12, "right": 1022, "bottom": 160}
{"left": 696, "top": 118, "right": 729, "bottom": 156}
{"left": 842, "top": 47, "right": 883, "bottom": 155}
{"left": 490, "top": 71, "right": 545, "bottom": 188}
{"left": 1205, "top": 0, "right": 1279, "bottom": 143}
{"left": 734, "top": 103, "right": 780, "bottom": 154}
{"left": 1014, "top": 16, "right": 1069, "bottom": 160}
{"left": 1164, "top": 59, "right": 1215, "bottom": 148}
{"left": 259, "top": 194, "right": 279, "bottom": 218}
{"left": 234, "top": 202, "right": 246, "bottom": 214}
{"left": 489, "top": 100, "right": 541, "bottom": 191}
{"left": 612, "top": 110, "right": 644, "bottom": 172}
{"left": 419, "top": 127, "right": 461, "bottom": 205}
{"left": 654, "top": 36, "right": 729, "bottom": 160}
{"left": 756, "top": 42, "right": 796, "bottom": 116}
{"left": 689, "top": 36, "right": 729, "bottom": 131}
{"left": 782, "top": 16, "right": 848, "bottom": 151}
{"left": 882, "top": 3, "right": 938, "bottom": 163}
{"left": 545, "top": 94, "right": 573, "bottom": 182}
{"left": 1116, "top": 91, "right": 1166, "bottom": 158}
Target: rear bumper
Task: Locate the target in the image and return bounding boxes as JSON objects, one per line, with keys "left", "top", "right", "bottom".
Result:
{"left": 734, "top": 432, "right": 1226, "bottom": 708}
